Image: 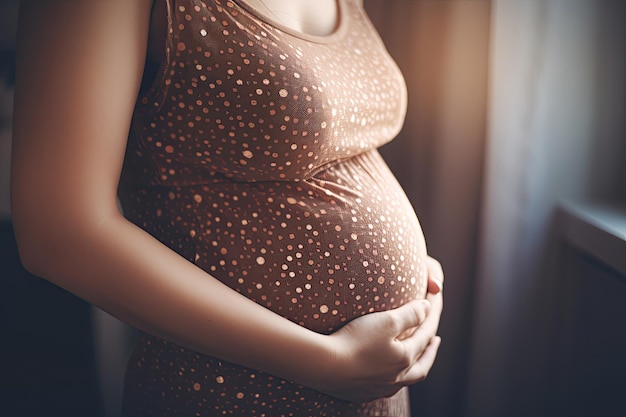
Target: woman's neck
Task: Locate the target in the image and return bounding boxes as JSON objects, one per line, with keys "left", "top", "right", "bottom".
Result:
{"left": 242, "top": 0, "right": 339, "bottom": 37}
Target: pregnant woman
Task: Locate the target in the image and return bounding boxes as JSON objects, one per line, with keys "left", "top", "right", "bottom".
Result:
{"left": 11, "top": 0, "right": 443, "bottom": 416}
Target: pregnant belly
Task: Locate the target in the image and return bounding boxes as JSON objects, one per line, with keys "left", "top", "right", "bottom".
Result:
{"left": 120, "top": 150, "right": 424, "bottom": 415}
{"left": 188, "top": 150, "right": 428, "bottom": 333}
{"left": 123, "top": 150, "right": 428, "bottom": 334}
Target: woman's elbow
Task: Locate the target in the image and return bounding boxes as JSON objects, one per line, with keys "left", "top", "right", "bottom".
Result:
{"left": 11, "top": 216, "right": 57, "bottom": 277}
{"left": 10, "top": 198, "right": 80, "bottom": 279}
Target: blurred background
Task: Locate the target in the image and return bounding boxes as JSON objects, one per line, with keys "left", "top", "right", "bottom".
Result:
{"left": 1, "top": 1, "right": 625, "bottom": 416}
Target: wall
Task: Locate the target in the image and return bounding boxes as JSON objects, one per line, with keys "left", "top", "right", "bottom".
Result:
{"left": 552, "top": 209, "right": 626, "bottom": 416}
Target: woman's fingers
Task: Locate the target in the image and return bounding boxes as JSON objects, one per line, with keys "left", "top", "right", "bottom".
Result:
{"left": 427, "top": 276, "right": 443, "bottom": 294}
{"left": 426, "top": 256, "right": 444, "bottom": 294}
{"left": 389, "top": 299, "right": 431, "bottom": 338}
{"left": 402, "top": 336, "right": 442, "bottom": 383}
{"left": 401, "top": 290, "right": 443, "bottom": 362}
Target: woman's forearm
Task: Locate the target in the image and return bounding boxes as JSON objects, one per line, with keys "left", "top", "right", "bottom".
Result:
{"left": 15, "top": 209, "right": 335, "bottom": 388}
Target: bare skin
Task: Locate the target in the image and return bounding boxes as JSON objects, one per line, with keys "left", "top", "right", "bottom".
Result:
{"left": 240, "top": 0, "right": 340, "bottom": 36}
{"left": 11, "top": 0, "right": 443, "bottom": 403}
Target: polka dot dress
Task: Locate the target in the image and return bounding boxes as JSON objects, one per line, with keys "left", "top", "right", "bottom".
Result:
{"left": 118, "top": 0, "right": 428, "bottom": 415}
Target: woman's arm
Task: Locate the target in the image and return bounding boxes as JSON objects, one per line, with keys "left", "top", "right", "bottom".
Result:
{"left": 11, "top": 0, "right": 441, "bottom": 402}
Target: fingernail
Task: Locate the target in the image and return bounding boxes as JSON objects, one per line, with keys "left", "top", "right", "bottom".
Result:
{"left": 433, "top": 278, "right": 443, "bottom": 292}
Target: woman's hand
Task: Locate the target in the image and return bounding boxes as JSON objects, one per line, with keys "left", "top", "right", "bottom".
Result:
{"left": 312, "top": 256, "right": 444, "bottom": 403}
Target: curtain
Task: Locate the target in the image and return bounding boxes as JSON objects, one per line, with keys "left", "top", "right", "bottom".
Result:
{"left": 365, "top": 0, "right": 625, "bottom": 416}
{"left": 467, "top": 1, "right": 625, "bottom": 416}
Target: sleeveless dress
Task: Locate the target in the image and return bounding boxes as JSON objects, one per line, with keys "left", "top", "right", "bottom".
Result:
{"left": 118, "top": 0, "right": 428, "bottom": 415}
